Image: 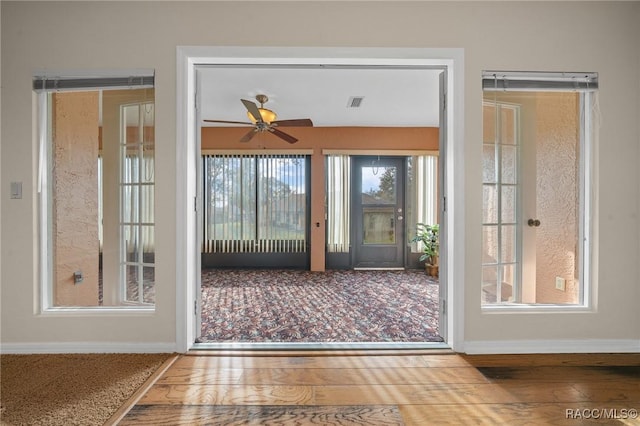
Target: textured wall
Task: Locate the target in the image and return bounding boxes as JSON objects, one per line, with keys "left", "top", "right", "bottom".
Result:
{"left": 52, "top": 92, "right": 100, "bottom": 306}
{"left": 535, "top": 93, "right": 580, "bottom": 303}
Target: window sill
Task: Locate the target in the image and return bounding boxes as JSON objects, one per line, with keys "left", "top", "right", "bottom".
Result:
{"left": 40, "top": 305, "right": 155, "bottom": 316}
{"left": 482, "top": 303, "right": 593, "bottom": 314}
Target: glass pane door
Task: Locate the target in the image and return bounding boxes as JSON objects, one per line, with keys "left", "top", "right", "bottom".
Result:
{"left": 353, "top": 156, "right": 405, "bottom": 268}
{"left": 482, "top": 102, "right": 519, "bottom": 303}
{"left": 121, "top": 102, "right": 155, "bottom": 304}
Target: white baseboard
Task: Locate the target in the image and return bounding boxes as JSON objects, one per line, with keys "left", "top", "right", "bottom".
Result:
{"left": 3, "top": 339, "right": 638, "bottom": 355}
{"left": 462, "top": 339, "right": 640, "bottom": 354}
{"left": 0, "top": 342, "right": 177, "bottom": 354}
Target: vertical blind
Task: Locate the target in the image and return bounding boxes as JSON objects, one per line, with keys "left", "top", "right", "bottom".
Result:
{"left": 202, "top": 153, "right": 308, "bottom": 254}
{"left": 408, "top": 155, "right": 438, "bottom": 254}
{"left": 326, "top": 155, "right": 352, "bottom": 253}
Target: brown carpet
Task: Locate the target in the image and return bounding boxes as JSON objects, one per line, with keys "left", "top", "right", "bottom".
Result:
{"left": 0, "top": 353, "right": 173, "bottom": 426}
{"left": 200, "top": 269, "right": 442, "bottom": 343}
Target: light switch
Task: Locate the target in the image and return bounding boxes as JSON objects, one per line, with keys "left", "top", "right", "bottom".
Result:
{"left": 10, "top": 182, "right": 22, "bottom": 199}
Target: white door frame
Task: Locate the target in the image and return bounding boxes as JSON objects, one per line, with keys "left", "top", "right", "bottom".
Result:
{"left": 176, "top": 46, "right": 465, "bottom": 353}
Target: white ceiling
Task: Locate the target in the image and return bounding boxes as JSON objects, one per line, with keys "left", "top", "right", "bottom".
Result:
{"left": 198, "top": 66, "right": 442, "bottom": 128}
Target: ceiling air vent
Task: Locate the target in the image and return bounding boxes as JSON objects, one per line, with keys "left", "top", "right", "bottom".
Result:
{"left": 347, "top": 96, "right": 365, "bottom": 108}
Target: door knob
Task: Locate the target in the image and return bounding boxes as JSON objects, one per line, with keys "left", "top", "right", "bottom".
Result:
{"left": 528, "top": 219, "right": 541, "bottom": 227}
{"left": 397, "top": 216, "right": 403, "bottom": 221}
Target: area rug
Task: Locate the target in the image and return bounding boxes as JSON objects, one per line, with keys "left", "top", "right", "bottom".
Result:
{"left": 199, "top": 269, "right": 443, "bottom": 343}
{"left": 0, "top": 353, "right": 172, "bottom": 426}
{"left": 121, "top": 404, "right": 404, "bottom": 425}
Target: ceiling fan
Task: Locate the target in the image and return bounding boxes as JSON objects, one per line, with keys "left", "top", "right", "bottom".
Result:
{"left": 204, "top": 94, "right": 313, "bottom": 144}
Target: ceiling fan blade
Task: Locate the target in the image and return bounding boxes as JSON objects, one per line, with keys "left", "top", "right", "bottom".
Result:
{"left": 272, "top": 118, "right": 313, "bottom": 127}
{"left": 269, "top": 127, "right": 298, "bottom": 144}
{"left": 203, "top": 119, "right": 254, "bottom": 125}
{"left": 241, "top": 99, "right": 263, "bottom": 123}
{"left": 240, "top": 128, "right": 257, "bottom": 143}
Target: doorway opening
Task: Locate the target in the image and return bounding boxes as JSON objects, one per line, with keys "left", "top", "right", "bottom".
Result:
{"left": 176, "top": 47, "right": 463, "bottom": 352}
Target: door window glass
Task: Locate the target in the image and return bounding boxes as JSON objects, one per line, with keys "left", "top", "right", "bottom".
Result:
{"left": 363, "top": 207, "right": 396, "bottom": 244}
{"left": 361, "top": 166, "right": 396, "bottom": 204}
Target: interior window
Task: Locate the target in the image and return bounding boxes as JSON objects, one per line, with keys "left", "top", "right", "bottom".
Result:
{"left": 35, "top": 73, "right": 155, "bottom": 308}
{"left": 481, "top": 71, "right": 597, "bottom": 307}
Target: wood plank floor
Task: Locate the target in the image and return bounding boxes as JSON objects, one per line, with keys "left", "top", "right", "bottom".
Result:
{"left": 117, "top": 351, "right": 640, "bottom": 425}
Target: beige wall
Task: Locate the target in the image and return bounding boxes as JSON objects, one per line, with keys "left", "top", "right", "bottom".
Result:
{"left": 1, "top": 1, "right": 639, "bottom": 351}
{"left": 202, "top": 126, "right": 439, "bottom": 271}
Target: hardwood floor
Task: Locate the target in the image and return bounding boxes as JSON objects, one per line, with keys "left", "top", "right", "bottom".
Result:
{"left": 116, "top": 351, "right": 640, "bottom": 425}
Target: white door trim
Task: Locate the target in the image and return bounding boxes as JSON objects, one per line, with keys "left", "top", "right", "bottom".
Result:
{"left": 176, "top": 46, "right": 465, "bottom": 353}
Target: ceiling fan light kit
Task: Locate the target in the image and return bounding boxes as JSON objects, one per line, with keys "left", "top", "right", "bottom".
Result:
{"left": 204, "top": 94, "right": 313, "bottom": 144}
{"left": 247, "top": 108, "right": 277, "bottom": 124}
{"left": 246, "top": 94, "right": 277, "bottom": 124}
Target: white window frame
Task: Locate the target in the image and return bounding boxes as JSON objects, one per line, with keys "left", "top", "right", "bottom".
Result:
{"left": 35, "top": 71, "right": 156, "bottom": 314}
{"left": 481, "top": 71, "right": 597, "bottom": 312}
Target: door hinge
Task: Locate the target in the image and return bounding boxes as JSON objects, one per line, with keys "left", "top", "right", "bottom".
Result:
{"left": 194, "top": 196, "right": 199, "bottom": 212}
{"left": 442, "top": 196, "right": 447, "bottom": 213}
{"left": 441, "top": 299, "right": 446, "bottom": 315}
{"left": 194, "top": 299, "right": 198, "bottom": 316}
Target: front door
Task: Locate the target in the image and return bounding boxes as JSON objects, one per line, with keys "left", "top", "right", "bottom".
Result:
{"left": 353, "top": 156, "right": 405, "bottom": 268}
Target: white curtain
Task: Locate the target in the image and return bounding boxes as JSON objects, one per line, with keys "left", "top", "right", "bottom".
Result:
{"left": 98, "top": 155, "right": 154, "bottom": 253}
{"left": 122, "top": 155, "right": 155, "bottom": 253}
{"left": 140, "top": 154, "right": 155, "bottom": 253}
{"left": 326, "top": 155, "right": 351, "bottom": 253}
{"left": 408, "top": 155, "right": 438, "bottom": 252}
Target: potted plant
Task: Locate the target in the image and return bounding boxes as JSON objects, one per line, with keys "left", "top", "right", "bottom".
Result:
{"left": 411, "top": 223, "right": 440, "bottom": 277}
